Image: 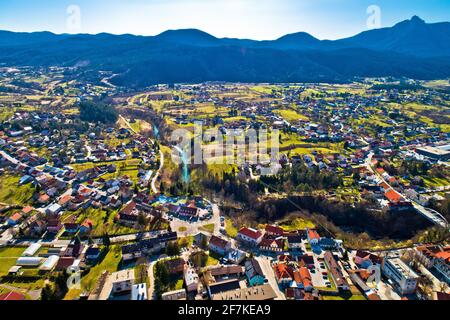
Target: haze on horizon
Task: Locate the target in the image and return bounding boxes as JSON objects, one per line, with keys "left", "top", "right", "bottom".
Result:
{"left": 0, "top": 0, "right": 449, "bottom": 40}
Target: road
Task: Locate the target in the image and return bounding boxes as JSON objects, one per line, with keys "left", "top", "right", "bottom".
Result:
{"left": 255, "top": 256, "right": 286, "bottom": 300}
{"left": 147, "top": 260, "right": 157, "bottom": 300}
{"left": 151, "top": 149, "right": 164, "bottom": 194}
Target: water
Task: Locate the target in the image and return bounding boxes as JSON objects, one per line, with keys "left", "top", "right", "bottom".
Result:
{"left": 153, "top": 125, "right": 159, "bottom": 139}
{"left": 173, "top": 145, "right": 190, "bottom": 183}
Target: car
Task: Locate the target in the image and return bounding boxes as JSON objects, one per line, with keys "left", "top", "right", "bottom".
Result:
{"left": 322, "top": 275, "right": 328, "bottom": 280}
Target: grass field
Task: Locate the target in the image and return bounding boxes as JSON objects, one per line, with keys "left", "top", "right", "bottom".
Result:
{"left": 199, "top": 223, "right": 215, "bottom": 233}
{"left": 274, "top": 109, "right": 308, "bottom": 122}
{"left": 279, "top": 217, "right": 315, "bottom": 231}
{"left": 225, "top": 218, "right": 239, "bottom": 238}
{"left": 64, "top": 245, "right": 122, "bottom": 299}
{"left": 0, "top": 174, "right": 35, "bottom": 206}
{"left": 0, "top": 247, "right": 26, "bottom": 277}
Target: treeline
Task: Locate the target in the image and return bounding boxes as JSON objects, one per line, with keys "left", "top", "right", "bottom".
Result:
{"left": 79, "top": 101, "right": 118, "bottom": 124}
{"left": 199, "top": 161, "right": 343, "bottom": 204}
{"left": 254, "top": 195, "right": 433, "bottom": 239}
{"left": 371, "top": 83, "right": 425, "bottom": 91}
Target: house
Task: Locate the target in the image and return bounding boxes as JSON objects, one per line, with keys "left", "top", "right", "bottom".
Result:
{"left": 58, "top": 194, "right": 73, "bottom": 207}
{"left": 46, "top": 203, "right": 62, "bottom": 215}
{"left": 21, "top": 206, "right": 33, "bottom": 215}
{"left": 209, "top": 235, "right": 232, "bottom": 256}
{"left": 162, "top": 289, "right": 187, "bottom": 301}
{"left": 207, "top": 279, "right": 241, "bottom": 298}
{"left": 63, "top": 223, "right": 79, "bottom": 234}
{"left": 29, "top": 219, "right": 46, "bottom": 236}
{"left": 79, "top": 219, "right": 94, "bottom": 234}
{"left": 273, "top": 263, "right": 294, "bottom": 286}
{"left": 319, "top": 237, "right": 338, "bottom": 250}
{"left": 245, "top": 258, "right": 266, "bottom": 286}
{"left": 111, "top": 269, "right": 135, "bottom": 295}
{"left": 226, "top": 249, "right": 247, "bottom": 264}
{"left": 118, "top": 201, "right": 139, "bottom": 226}
{"left": 306, "top": 228, "right": 320, "bottom": 246}
{"left": 63, "top": 239, "right": 84, "bottom": 258}
{"left": 184, "top": 266, "right": 200, "bottom": 293}
{"left": 8, "top": 212, "right": 23, "bottom": 226}
{"left": 287, "top": 234, "right": 303, "bottom": 251}
{"left": 293, "top": 267, "right": 313, "bottom": 291}
{"left": 324, "top": 251, "right": 349, "bottom": 291}
{"left": 131, "top": 283, "right": 148, "bottom": 300}
{"left": 237, "top": 227, "right": 263, "bottom": 246}
{"left": 265, "top": 225, "right": 284, "bottom": 237}
{"left": 258, "top": 237, "right": 285, "bottom": 253}
{"left": 208, "top": 265, "right": 244, "bottom": 279}
{"left": 121, "top": 232, "right": 178, "bottom": 261}
{"left": 85, "top": 246, "right": 101, "bottom": 263}
{"left": 354, "top": 250, "right": 382, "bottom": 269}
{"left": 164, "top": 258, "right": 186, "bottom": 275}
{"left": 38, "top": 194, "right": 50, "bottom": 204}
{"left": 46, "top": 217, "right": 62, "bottom": 233}
{"left": 433, "top": 250, "right": 450, "bottom": 285}
{"left": 178, "top": 205, "right": 198, "bottom": 218}
{"left": 193, "top": 232, "right": 210, "bottom": 248}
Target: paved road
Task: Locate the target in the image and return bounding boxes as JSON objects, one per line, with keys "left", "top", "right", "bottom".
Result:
{"left": 255, "top": 256, "right": 285, "bottom": 300}
{"left": 147, "top": 260, "right": 157, "bottom": 300}
{"left": 151, "top": 149, "right": 164, "bottom": 194}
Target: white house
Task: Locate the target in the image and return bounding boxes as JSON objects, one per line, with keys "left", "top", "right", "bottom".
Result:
{"left": 237, "top": 227, "right": 263, "bottom": 246}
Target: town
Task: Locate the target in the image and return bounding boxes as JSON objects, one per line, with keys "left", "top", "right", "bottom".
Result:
{"left": 0, "top": 66, "right": 449, "bottom": 301}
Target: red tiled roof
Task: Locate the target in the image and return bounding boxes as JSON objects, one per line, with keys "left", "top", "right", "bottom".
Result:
{"left": 265, "top": 225, "right": 284, "bottom": 236}
{"left": 238, "top": 227, "right": 262, "bottom": 240}
{"left": 435, "top": 251, "right": 450, "bottom": 262}
{"left": 9, "top": 213, "right": 22, "bottom": 221}
{"left": 21, "top": 206, "right": 33, "bottom": 214}
{"left": 273, "top": 263, "right": 294, "bottom": 282}
{"left": 376, "top": 168, "right": 385, "bottom": 174}
{"left": 299, "top": 267, "right": 312, "bottom": 288}
{"left": 121, "top": 201, "right": 137, "bottom": 215}
{"left": 0, "top": 291, "right": 25, "bottom": 301}
{"left": 209, "top": 235, "right": 229, "bottom": 249}
{"left": 385, "top": 189, "right": 403, "bottom": 203}
{"left": 307, "top": 229, "right": 320, "bottom": 240}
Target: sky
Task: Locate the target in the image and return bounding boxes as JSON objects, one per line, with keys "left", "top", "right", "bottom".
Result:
{"left": 0, "top": 0, "right": 449, "bottom": 40}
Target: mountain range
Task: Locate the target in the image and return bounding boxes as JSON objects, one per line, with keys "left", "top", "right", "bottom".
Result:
{"left": 0, "top": 16, "right": 449, "bottom": 87}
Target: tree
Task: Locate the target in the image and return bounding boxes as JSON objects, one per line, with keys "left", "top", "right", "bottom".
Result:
{"left": 137, "top": 213, "right": 148, "bottom": 229}
{"left": 166, "top": 241, "right": 180, "bottom": 256}
{"left": 79, "top": 101, "right": 118, "bottom": 124}
{"left": 41, "top": 284, "right": 54, "bottom": 300}
{"left": 103, "top": 232, "right": 111, "bottom": 247}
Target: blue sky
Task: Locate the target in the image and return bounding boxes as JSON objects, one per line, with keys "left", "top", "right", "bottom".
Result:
{"left": 0, "top": 0, "right": 449, "bottom": 40}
